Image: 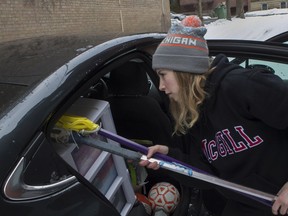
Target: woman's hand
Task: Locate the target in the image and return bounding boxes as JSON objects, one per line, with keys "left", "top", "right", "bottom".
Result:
{"left": 272, "top": 182, "right": 288, "bottom": 215}
{"left": 138, "top": 145, "right": 169, "bottom": 170}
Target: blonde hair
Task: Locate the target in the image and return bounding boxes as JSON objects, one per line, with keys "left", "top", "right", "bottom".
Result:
{"left": 170, "top": 71, "right": 210, "bottom": 135}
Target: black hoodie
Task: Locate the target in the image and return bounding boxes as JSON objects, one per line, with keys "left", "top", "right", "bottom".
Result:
{"left": 168, "top": 54, "right": 288, "bottom": 212}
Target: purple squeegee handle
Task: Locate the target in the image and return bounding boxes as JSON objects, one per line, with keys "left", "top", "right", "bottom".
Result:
{"left": 98, "top": 128, "right": 206, "bottom": 174}
{"left": 98, "top": 128, "right": 274, "bottom": 207}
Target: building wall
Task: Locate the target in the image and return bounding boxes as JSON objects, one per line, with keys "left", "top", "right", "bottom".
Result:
{"left": 0, "top": 0, "right": 171, "bottom": 43}
{"left": 251, "top": 0, "right": 288, "bottom": 11}
{"left": 180, "top": 0, "right": 250, "bottom": 15}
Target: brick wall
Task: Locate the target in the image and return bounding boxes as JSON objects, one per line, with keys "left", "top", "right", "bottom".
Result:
{"left": 0, "top": 0, "right": 171, "bottom": 43}
{"left": 251, "top": 0, "right": 288, "bottom": 11}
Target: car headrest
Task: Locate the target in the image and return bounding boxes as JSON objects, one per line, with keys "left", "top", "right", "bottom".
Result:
{"left": 109, "top": 61, "right": 150, "bottom": 96}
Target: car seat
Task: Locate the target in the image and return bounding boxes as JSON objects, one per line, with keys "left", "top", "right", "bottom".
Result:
{"left": 108, "top": 61, "right": 194, "bottom": 216}
{"left": 107, "top": 61, "right": 173, "bottom": 146}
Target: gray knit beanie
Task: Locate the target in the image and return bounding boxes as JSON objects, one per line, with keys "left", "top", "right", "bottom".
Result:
{"left": 153, "top": 16, "right": 209, "bottom": 74}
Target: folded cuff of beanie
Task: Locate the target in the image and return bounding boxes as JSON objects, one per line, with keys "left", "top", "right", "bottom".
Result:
{"left": 153, "top": 54, "right": 210, "bottom": 74}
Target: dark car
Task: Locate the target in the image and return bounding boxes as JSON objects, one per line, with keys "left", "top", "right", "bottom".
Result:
{"left": 0, "top": 31, "right": 288, "bottom": 216}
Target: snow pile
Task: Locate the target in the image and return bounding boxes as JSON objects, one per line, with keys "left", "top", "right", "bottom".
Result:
{"left": 205, "top": 8, "right": 288, "bottom": 41}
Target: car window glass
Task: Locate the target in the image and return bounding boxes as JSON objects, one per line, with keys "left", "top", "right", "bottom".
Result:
{"left": 225, "top": 57, "right": 288, "bottom": 81}
{"left": 239, "top": 59, "right": 288, "bottom": 81}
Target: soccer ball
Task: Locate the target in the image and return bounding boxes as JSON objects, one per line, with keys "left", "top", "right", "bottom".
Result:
{"left": 148, "top": 182, "right": 180, "bottom": 214}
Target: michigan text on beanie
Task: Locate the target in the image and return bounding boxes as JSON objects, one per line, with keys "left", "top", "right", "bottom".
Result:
{"left": 161, "top": 34, "right": 208, "bottom": 52}
{"left": 152, "top": 15, "right": 210, "bottom": 74}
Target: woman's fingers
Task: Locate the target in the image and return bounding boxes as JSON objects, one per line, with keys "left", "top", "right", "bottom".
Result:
{"left": 272, "top": 182, "right": 288, "bottom": 215}
{"left": 139, "top": 157, "right": 159, "bottom": 169}
{"left": 138, "top": 145, "right": 168, "bottom": 170}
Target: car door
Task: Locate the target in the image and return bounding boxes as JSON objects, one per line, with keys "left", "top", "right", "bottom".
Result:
{"left": 2, "top": 131, "right": 120, "bottom": 216}
{"left": 0, "top": 35, "right": 163, "bottom": 216}
{"left": 43, "top": 51, "right": 163, "bottom": 216}
{"left": 0, "top": 36, "right": 153, "bottom": 216}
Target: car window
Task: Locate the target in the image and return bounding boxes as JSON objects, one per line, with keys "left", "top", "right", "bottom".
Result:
{"left": 239, "top": 59, "right": 288, "bottom": 81}
{"left": 226, "top": 57, "right": 288, "bottom": 82}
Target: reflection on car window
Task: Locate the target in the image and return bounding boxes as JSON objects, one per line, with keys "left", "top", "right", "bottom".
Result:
{"left": 239, "top": 59, "right": 288, "bottom": 81}
{"left": 225, "top": 57, "right": 288, "bottom": 81}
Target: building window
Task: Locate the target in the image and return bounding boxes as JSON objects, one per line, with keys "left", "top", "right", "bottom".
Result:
{"left": 280, "top": 1, "right": 287, "bottom": 8}
{"left": 261, "top": 3, "right": 268, "bottom": 10}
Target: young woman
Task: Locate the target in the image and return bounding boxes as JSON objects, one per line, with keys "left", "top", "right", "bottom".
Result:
{"left": 140, "top": 16, "right": 288, "bottom": 216}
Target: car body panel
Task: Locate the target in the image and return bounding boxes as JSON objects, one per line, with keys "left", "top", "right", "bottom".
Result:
{"left": 0, "top": 31, "right": 288, "bottom": 215}
{"left": 0, "top": 33, "right": 164, "bottom": 177}
{"left": 0, "top": 33, "right": 164, "bottom": 216}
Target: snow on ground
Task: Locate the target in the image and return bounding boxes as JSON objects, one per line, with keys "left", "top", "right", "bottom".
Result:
{"left": 205, "top": 8, "right": 288, "bottom": 41}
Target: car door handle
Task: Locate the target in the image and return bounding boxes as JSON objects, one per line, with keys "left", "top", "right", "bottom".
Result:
{"left": 3, "top": 157, "right": 77, "bottom": 201}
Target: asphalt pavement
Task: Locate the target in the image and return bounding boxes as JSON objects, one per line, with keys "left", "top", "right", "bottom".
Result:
{"left": 0, "top": 34, "right": 117, "bottom": 83}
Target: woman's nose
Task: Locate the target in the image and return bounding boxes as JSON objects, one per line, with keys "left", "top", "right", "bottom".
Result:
{"left": 159, "top": 81, "right": 165, "bottom": 91}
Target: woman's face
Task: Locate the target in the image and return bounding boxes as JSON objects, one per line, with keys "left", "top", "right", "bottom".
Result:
{"left": 157, "top": 69, "right": 179, "bottom": 102}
